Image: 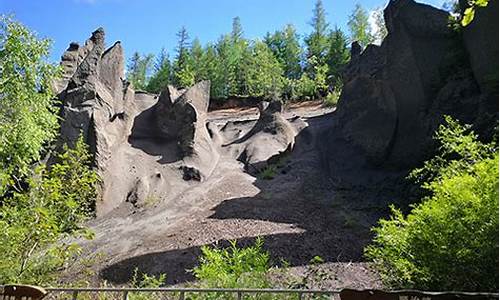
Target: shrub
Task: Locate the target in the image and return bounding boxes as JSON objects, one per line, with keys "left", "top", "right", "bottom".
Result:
{"left": 192, "top": 238, "right": 272, "bottom": 290}
{"left": 0, "top": 136, "right": 99, "bottom": 284}
{"left": 323, "top": 85, "right": 341, "bottom": 107}
{"left": 365, "top": 117, "right": 499, "bottom": 291}
{"left": 129, "top": 268, "right": 166, "bottom": 300}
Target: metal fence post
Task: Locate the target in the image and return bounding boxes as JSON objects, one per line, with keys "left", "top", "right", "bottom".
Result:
{"left": 237, "top": 291, "right": 242, "bottom": 300}
{"left": 71, "top": 291, "right": 78, "bottom": 300}
{"left": 122, "top": 291, "right": 129, "bottom": 300}
{"left": 179, "top": 291, "right": 185, "bottom": 300}
{"left": 298, "top": 292, "right": 303, "bottom": 300}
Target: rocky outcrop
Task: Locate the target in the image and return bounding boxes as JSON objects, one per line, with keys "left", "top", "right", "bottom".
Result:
{"left": 332, "top": 0, "right": 498, "bottom": 169}
{"left": 57, "top": 28, "right": 132, "bottom": 173}
{"left": 154, "top": 81, "right": 219, "bottom": 181}
{"left": 222, "top": 100, "right": 298, "bottom": 173}
{"left": 461, "top": 0, "right": 499, "bottom": 95}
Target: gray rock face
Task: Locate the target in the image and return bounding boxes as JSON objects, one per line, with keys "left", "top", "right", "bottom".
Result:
{"left": 333, "top": 0, "right": 497, "bottom": 169}
{"left": 154, "top": 81, "right": 219, "bottom": 180}
{"left": 222, "top": 100, "right": 297, "bottom": 173}
{"left": 57, "top": 28, "right": 131, "bottom": 173}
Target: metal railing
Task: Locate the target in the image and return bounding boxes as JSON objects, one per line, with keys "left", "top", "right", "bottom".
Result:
{"left": 44, "top": 287, "right": 340, "bottom": 300}
{"left": 40, "top": 287, "right": 500, "bottom": 300}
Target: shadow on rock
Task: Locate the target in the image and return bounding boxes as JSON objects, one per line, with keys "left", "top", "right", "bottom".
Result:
{"left": 100, "top": 111, "right": 411, "bottom": 285}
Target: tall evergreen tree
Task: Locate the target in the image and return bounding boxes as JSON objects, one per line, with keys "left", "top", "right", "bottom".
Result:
{"left": 326, "top": 27, "right": 350, "bottom": 86}
{"left": 146, "top": 48, "right": 171, "bottom": 93}
{"left": 231, "top": 16, "right": 243, "bottom": 42}
{"left": 127, "top": 52, "right": 153, "bottom": 90}
{"left": 245, "top": 41, "right": 284, "bottom": 99}
{"left": 202, "top": 43, "right": 225, "bottom": 98}
{"left": 305, "top": 0, "right": 329, "bottom": 67}
{"left": 347, "top": 3, "right": 375, "bottom": 49}
{"left": 191, "top": 38, "right": 205, "bottom": 82}
{"left": 173, "top": 26, "right": 195, "bottom": 88}
{"left": 265, "top": 24, "right": 302, "bottom": 80}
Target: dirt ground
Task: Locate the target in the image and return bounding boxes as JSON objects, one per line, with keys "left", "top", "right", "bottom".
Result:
{"left": 64, "top": 101, "right": 402, "bottom": 289}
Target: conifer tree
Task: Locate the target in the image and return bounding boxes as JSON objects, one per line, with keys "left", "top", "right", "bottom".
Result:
{"left": 305, "top": 0, "right": 329, "bottom": 68}
{"left": 173, "top": 26, "right": 195, "bottom": 88}
{"left": 347, "top": 3, "right": 375, "bottom": 49}
{"left": 326, "top": 27, "right": 350, "bottom": 86}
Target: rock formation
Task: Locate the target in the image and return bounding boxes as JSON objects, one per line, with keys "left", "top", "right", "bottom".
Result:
{"left": 153, "top": 81, "right": 219, "bottom": 181}
{"left": 56, "top": 28, "right": 131, "bottom": 172}
{"left": 331, "top": 0, "right": 498, "bottom": 169}
{"left": 55, "top": 29, "right": 301, "bottom": 216}
{"left": 221, "top": 100, "right": 299, "bottom": 173}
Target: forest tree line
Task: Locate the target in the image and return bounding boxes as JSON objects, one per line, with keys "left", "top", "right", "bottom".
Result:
{"left": 127, "top": 0, "right": 387, "bottom": 102}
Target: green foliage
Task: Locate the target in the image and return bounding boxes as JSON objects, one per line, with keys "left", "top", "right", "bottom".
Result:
{"left": 0, "top": 135, "right": 98, "bottom": 285}
{"left": 347, "top": 4, "right": 375, "bottom": 49}
{"left": 136, "top": 2, "right": 354, "bottom": 102}
{"left": 305, "top": 0, "right": 329, "bottom": 71}
{"left": 129, "top": 268, "right": 166, "bottom": 300}
{"left": 304, "top": 56, "right": 329, "bottom": 98}
{"left": 172, "top": 26, "right": 195, "bottom": 88}
{"left": 409, "top": 116, "right": 497, "bottom": 185}
{"left": 244, "top": 41, "right": 284, "bottom": 100}
{"left": 145, "top": 48, "right": 171, "bottom": 93}
{"left": 127, "top": 52, "right": 154, "bottom": 91}
{"left": 326, "top": 27, "right": 350, "bottom": 86}
{"left": 324, "top": 84, "right": 342, "bottom": 107}
{"left": 365, "top": 117, "right": 499, "bottom": 291}
{"left": 192, "top": 238, "right": 272, "bottom": 290}
{"left": 259, "top": 165, "right": 278, "bottom": 180}
{"left": 461, "top": 0, "right": 489, "bottom": 26}
{"left": 264, "top": 24, "right": 302, "bottom": 80}
{"left": 0, "top": 16, "right": 61, "bottom": 196}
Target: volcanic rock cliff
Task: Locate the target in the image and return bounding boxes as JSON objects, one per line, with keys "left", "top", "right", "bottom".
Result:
{"left": 330, "top": 0, "right": 498, "bottom": 170}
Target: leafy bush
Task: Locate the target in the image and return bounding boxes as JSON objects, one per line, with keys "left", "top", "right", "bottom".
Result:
{"left": 129, "top": 268, "right": 166, "bottom": 300}
{"left": 365, "top": 117, "right": 499, "bottom": 291}
{"left": 323, "top": 85, "right": 341, "bottom": 107}
{"left": 0, "top": 136, "right": 99, "bottom": 285}
{"left": 0, "top": 16, "right": 61, "bottom": 196}
{"left": 192, "top": 238, "right": 272, "bottom": 290}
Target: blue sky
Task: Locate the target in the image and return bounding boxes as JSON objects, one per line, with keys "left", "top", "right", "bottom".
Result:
{"left": 1, "top": 0, "right": 446, "bottom": 63}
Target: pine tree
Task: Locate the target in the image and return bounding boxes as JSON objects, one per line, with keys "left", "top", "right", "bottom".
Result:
{"left": 305, "top": 0, "right": 329, "bottom": 67}
{"left": 245, "top": 41, "right": 284, "bottom": 99}
{"left": 347, "top": 3, "right": 375, "bottom": 49}
{"left": 191, "top": 38, "right": 205, "bottom": 82}
{"left": 231, "top": 16, "right": 243, "bottom": 42}
{"left": 202, "top": 43, "right": 225, "bottom": 98}
{"left": 265, "top": 24, "right": 302, "bottom": 80}
{"left": 146, "top": 48, "right": 171, "bottom": 93}
{"left": 173, "top": 26, "right": 195, "bottom": 88}
{"left": 326, "top": 27, "right": 350, "bottom": 86}
{"left": 127, "top": 52, "right": 153, "bottom": 90}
